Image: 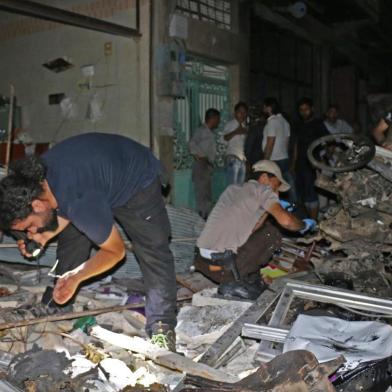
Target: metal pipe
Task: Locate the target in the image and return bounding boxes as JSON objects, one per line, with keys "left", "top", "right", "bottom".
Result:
{"left": 0, "top": 0, "right": 141, "bottom": 38}
{"left": 4, "top": 85, "right": 14, "bottom": 176}
{"left": 242, "top": 324, "right": 288, "bottom": 343}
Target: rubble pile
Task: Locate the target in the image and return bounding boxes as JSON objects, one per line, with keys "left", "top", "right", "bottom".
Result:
{"left": 0, "top": 164, "right": 392, "bottom": 390}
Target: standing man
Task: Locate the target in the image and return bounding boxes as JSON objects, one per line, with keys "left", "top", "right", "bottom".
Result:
{"left": 194, "top": 160, "right": 315, "bottom": 299}
{"left": 189, "top": 108, "right": 220, "bottom": 219}
{"left": 292, "top": 98, "right": 329, "bottom": 220}
{"left": 223, "top": 102, "right": 248, "bottom": 186}
{"left": 261, "top": 97, "right": 294, "bottom": 202}
{"left": 324, "top": 104, "right": 353, "bottom": 134}
{"left": 0, "top": 133, "right": 177, "bottom": 351}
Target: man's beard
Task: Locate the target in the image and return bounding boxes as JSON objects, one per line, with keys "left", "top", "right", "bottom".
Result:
{"left": 37, "top": 209, "right": 59, "bottom": 233}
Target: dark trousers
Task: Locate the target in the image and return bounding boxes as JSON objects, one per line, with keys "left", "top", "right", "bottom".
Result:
{"left": 55, "top": 179, "right": 177, "bottom": 334}
{"left": 274, "top": 158, "right": 297, "bottom": 204}
{"left": 296, "top": 164, "right": 318, "bottom": 204}
{"left": 194, "top": 220, "right": 282, "bottom": 283}
{"left": 192, "top": 160, "right": 213, "bottom": 219}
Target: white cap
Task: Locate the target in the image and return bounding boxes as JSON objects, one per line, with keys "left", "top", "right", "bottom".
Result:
{"left": 252, "top": 160, "right": 291, "bottom": 192}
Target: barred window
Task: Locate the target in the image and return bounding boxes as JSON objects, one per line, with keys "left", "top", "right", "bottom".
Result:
{"left": 176, "top": 0, "right": 231, "bottom": 30}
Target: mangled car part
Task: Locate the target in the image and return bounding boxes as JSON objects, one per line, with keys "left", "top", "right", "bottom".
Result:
{"left": 307, "top": 133, "right": 375, "bottom": 173}
{"left": 307, "top": 133, "right": 392, "bottom": 263}
{"left": 242, "top": 279, "right": 392, "bottom": 363}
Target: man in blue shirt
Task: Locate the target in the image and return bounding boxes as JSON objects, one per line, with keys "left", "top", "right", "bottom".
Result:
{"left": 0, "top": 133, "right": 177, "bottom": 351}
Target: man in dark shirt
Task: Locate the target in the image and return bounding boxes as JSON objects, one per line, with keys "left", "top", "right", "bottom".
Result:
{"left": 292, "top": 98, "right": 328, "bottom": 220}
{"left": 0, "top": 133, "right": 177, "bottom": 351}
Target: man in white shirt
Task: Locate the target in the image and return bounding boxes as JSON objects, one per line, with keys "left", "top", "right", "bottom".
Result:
{"left": 262, "top": 97, "right": 294, "bottom": 202}
{"left": 324, "top": 104, "right": 353, "bottom": 134}
{"left": 223, "top": 102, "right": 248, "bottom": 186}
{"left": 189, "top": 108, "right": 220, "bottom": 219}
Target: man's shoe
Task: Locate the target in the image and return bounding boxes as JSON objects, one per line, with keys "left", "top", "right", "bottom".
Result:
{"left": 218, "top": 279, "right": 268, "bottom": 300}
{"left": 150, "top": 321, "right": 176, "bottom": 352}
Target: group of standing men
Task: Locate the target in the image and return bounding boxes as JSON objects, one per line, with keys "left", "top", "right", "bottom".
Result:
{"left": 189, "top": 97, "right": 353, "bottom": 221}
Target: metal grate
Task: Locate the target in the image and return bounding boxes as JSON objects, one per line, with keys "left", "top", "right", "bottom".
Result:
{"left": 175, "top": 0, "right": 231, "bottom": 30}
{"left": 174, "top": 57, "right": 230, "bottom": 170}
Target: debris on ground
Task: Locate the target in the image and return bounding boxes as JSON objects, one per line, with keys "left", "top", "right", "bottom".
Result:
{"left": 0, "top": 186, "right": 390, "bottom": 392}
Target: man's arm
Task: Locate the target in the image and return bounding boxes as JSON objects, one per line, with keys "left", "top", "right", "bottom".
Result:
{"left": 373, "top": 118, "right": 389, "bottom": 145}
{"left": 224, "top": 125, "right": 247, "bottom": 141}
{"left": 53, "top": 225, "right": 125, "bottom": 304}
{"left": 267, "top": 203, "right": 304, "bottom": 231}
{"left": 263, "top": 136, "right": 276, "bottom": 160}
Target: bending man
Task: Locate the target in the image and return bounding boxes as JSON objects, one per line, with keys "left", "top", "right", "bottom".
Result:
{"left": 0, "top": 133, "right": 177, "bottom": 351}
{"left": 194, "top": 160, "right": 315, "bottom": 299}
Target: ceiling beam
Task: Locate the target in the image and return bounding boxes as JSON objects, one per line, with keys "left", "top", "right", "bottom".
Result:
{"left": 253, "top": 2, "right": 386, "bottom": 73}
{"left": 253, "top": 3, "right": 321, "bottom": 44}
{"left": 345, "top": 0, "right": 379, "bottom": 22}
{"left": 332, "top": 19, "right": 372, "bottom": 34}
{"left": 0, "top": 0, "right": 141, "bottom": 38}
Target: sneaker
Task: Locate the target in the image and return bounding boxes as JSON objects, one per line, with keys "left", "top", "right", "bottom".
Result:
{"left": 150, "top": 321, "right": 176, "bottom": 352}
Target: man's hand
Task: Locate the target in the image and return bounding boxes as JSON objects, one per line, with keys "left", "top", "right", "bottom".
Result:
{"left": 18, "top": 232, "right": 53, "bottom": 258}
{"left": 300, "top": 218, "right": 317, "bottom": 234}
{"left": 17, "top": 239, "right": 31, "bottom": 258}
{"left": 53, "top": 271, "right": 81, "bottom": 304}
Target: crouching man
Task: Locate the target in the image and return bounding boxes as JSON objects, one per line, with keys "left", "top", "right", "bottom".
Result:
{"left": 0, "top": 133, "right": 177, "bottom": 351}
{"left": 194, "top": 160, "right": 315, "bottom": 299}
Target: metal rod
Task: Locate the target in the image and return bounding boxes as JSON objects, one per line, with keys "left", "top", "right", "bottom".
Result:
{"left": 4, "top": 85, "right": 14, "bottom": 176}
{"left": 242, "top": 323, "right": 288, "bottom": 343}
{"left": 0, "top": 0, "right": 141, "bottom": 38}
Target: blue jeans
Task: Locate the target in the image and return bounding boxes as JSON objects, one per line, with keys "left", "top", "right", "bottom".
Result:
{"left": 226, "top": 155, "right": 246, "bottom": 186}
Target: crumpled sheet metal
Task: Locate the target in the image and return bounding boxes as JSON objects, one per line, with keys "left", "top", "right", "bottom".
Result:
{"left": 284, "top": 315, "right": 392, "bottom": 368}
{"left": 179, "top": 350, "right": 341, "bottom": 392}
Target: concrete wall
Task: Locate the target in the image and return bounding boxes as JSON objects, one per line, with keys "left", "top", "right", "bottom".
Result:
{"left": 0, "top": 0, "right": 151, "bottom": 146}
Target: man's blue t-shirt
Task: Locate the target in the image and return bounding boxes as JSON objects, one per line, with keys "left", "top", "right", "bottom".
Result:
{"left": 42, "top": 133, "right": 162, "bottom": 245}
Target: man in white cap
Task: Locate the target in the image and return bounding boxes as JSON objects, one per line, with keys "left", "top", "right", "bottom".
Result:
{"left": 194, "top": 160, "right": 315, "bottom": 299}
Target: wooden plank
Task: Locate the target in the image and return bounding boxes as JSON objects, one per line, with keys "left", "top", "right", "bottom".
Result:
{"left": 90, "top": 325, "right": 238, "bottom": 383}
{"left": 0, "top": 303, "right": 145, "bottom": 331}
{"left": 176, "top": 272, "right": 217, "bottom": 293}
{"left": 198, "top": 279, "right": 286, "bottom": 367}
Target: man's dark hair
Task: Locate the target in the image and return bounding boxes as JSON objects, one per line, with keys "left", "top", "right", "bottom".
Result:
{"left": 263, "top": 97, "right": 281, "bottom": 115}
{"left": 205, "top": 108, "right": 220, "bottom": 122}
{"left": 297, "top": 97, "right": 313, "bottom": 109}
{"left": 327, "top": 103, "right": 340, "bottom": 111}
{"left": 250, "top": 171, "right": 276, "bottom": 181}
{"left": 234, "top": 101, "right": 248, "bottom": 112}
{"left": 0, "top": 156, "right": 47, "bottom": 230}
